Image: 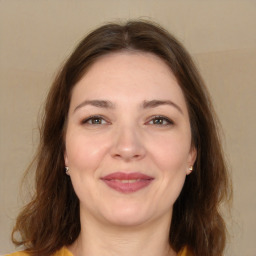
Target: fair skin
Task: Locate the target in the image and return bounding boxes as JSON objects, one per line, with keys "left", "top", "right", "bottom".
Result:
{"left": 64, "top": 51, "right": 196, "bottom": 256}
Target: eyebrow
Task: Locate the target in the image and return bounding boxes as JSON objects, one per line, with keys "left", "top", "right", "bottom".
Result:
{"left": 142, "top": 100, "right": 183, "bottom": 114}
{"left": 74, "top": 100, "right": 115, "bottom": 112}
{"left": 74, "top": 99, "right": 183, "bottom": 114}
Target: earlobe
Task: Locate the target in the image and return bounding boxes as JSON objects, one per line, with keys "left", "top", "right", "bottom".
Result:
{"left": 186, "top": 146, "right": 197, "bottom": 175}
{"left": 186, "top": 166, "right": 193, "bottom": 175}
{"left": 64, "top": 153, "right": 70, "bottom": 175}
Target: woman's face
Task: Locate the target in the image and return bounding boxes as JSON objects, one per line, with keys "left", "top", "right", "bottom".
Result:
{"left": 65, "top": 51, "right": 196, "bottom": 227}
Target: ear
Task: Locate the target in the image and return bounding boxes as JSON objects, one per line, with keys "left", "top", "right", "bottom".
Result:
{"left": 64, "top": 151, "right": 69, "bottom": 167}
{"left": 186, "top": 146, "right": 197, "bottom": 175}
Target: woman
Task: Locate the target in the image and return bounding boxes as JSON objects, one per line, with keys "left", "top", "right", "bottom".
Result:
{"left": 8, "top": 20, "right": 231, "bottom": 256}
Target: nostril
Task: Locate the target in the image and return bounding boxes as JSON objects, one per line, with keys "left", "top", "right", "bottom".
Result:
{"left": 112, "top": 151, "right": 145, "bottom": 162}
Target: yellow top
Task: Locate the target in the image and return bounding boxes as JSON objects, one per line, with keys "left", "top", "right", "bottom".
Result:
{"left": 4, "top": 247, "right": 72, "bottom": 256}
{"left": 5, "top": 246, "right": 193, "bottom": 256}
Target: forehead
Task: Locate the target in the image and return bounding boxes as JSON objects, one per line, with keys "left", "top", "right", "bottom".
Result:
{"left": 81, "top": 50, "right": 176, "bottom": 86}
{"left": 70, "top": 51, "right": 187, "bottom": 112}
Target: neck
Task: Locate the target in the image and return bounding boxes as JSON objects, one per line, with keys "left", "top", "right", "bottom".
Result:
{"left": 68, "top": 210, "right": 177, "bottom": 256}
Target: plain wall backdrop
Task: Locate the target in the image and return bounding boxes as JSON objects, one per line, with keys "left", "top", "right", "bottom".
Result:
{"left": 0, "top": 0, "right": 255, "bottom": 255}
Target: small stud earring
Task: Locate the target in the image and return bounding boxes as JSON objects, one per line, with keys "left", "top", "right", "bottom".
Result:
{"left": 65, "top": 166, "right": 70, "bottom": 175}
{"left": 186, "top": 166, "right": 193, "bottom": 176}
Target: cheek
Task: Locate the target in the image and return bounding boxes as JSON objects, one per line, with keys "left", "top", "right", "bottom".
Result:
{"left": 65, "top": 131, "right": 109, "bottom": 172}
{"left": 65, "top": 133, "right": 110, "bottom": 207}
{"left": 147, "top": 132, "right": 192, "bottom": 172}
{"left": 149, "top": 136, "right": 190, "bottom": 205}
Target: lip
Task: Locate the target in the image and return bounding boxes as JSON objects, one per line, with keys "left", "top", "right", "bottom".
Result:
{"left": 100, "top": 172, "right": 154, "bottom": 193}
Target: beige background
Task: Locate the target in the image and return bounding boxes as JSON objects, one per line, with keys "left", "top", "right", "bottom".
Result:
{"left": 0, "top": 0, "right": 255, "bottom": 255}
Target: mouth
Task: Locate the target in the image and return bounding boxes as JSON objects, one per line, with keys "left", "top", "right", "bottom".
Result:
{"left": 100, "top": 172, "right": 154, "bottom": 193}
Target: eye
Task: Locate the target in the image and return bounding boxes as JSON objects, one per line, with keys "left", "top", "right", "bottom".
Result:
{"left": 147, "top": 116, "right": 174, "bottom": 126}
{"left": 81, "top": 115, "right": 109, "bottom": 125}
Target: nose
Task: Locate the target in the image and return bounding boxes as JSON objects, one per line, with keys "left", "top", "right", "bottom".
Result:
{"left": 110, "top": 125, "right": 146, "bottom": 162}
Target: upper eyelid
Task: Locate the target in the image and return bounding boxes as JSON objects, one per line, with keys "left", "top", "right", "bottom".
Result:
{"left": 146, "top": 115, "right": 174, "bottom": 124}
{"left": 147, "top": 115, "right": 173, "bottom": 121}
{"left": 81, "top": 115, "right": 109, "bottom": 124}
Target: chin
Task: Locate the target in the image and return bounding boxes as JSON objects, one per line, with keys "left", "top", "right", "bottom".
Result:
{"left": 101, "top": 204, "right": 152, "bottom": 227}
{"left": 106, "top": 215, "right": 149, "bottom": 227}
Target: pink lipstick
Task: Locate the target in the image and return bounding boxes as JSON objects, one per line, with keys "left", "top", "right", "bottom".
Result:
{"left": 101, "top": 172, "right": 154, "bottom": 193}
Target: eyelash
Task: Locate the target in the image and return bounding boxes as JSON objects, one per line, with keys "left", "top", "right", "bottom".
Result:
{"left": 81, "top": 115, "right": 109, "bottom": 125}
{"left": 81, "top": 115, "right": 174, "bottom": 126}
{"left": 147, "top": 115, "right": 174, "bottom": 126}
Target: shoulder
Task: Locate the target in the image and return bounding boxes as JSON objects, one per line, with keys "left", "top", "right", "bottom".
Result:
{"left": 4, "top": 252, "right": 29, "bottom": 256}
{"left": 4, "top": 247, "right": 73, "bottom": 256}
{"left": 178, "top": 246, "right": 194, "bottom": 256}
{"left": 54, "top": 247, "right": 73, "bottom": 256}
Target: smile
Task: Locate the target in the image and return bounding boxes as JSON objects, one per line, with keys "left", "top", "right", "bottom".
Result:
{"left": 101, "top": 172, "right": 154, "bottom": 193}
{"left": 112, "top": 179, "right": 142, "bottom": 183}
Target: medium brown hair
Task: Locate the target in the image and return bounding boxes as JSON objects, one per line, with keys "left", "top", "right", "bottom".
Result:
{"left": 12, "top": 20, "right": 232, "bottom": 256}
